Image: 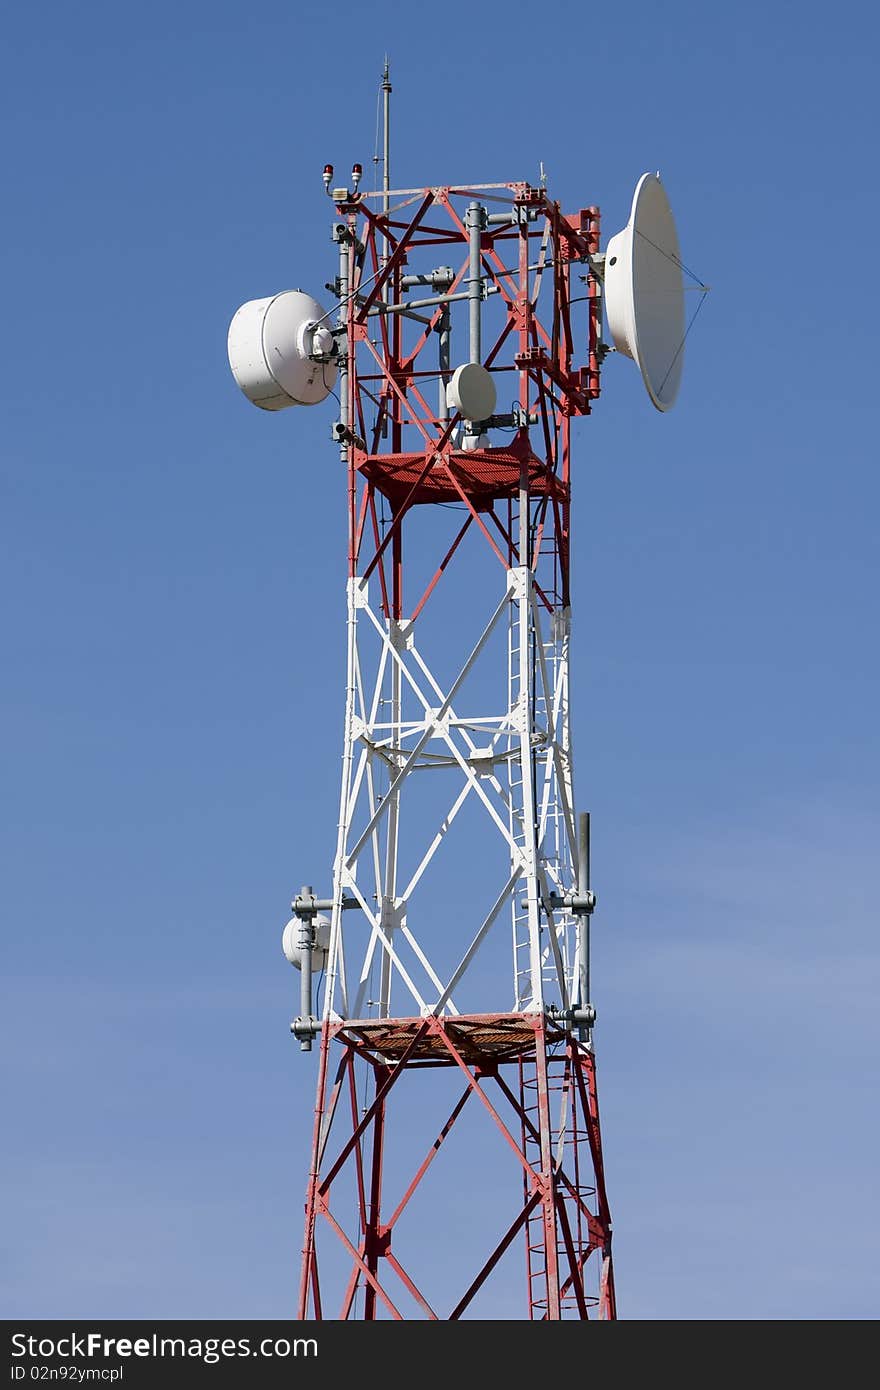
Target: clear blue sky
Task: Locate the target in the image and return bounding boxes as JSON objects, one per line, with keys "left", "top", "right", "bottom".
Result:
{"left": 2, "top": 0, "right": 878, "bottom": 1319}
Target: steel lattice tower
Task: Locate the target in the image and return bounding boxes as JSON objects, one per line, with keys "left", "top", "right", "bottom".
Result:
{"left": 278, "top": 158, "right": 618, "bottom": 1319}
{"left": 225, "top": 64, "right": 646, "bottom": 1319}
{"left": 230, "top": 58, "right": 697, "bottom": 1312}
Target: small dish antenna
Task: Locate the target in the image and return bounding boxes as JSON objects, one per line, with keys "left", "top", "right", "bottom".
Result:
{"left": 604, "top": 174, "right": 685, "bottom": 412}
{"left": 446, "top": 362, "right": 496, "bottom": 422}
{"left": 282, "top": 913, "right": 331, "bottom": 972}
{"left": 228, "top": 289, "right": 338, "bottom": 410}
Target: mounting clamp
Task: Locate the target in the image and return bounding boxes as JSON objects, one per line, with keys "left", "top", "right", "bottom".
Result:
{"left": 547, "top": 1003, "right": 597, "bottom": 1029}
{"left": 549, "top": 890, "right": 597, "bottom": 914}
{"left": 291, "top": 1016, "right": 321, "bottom": 1043}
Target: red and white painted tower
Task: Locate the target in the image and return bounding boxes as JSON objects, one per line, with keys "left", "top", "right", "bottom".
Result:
{"left": 229, "top": 67, "right": 691, "bottom": 1320}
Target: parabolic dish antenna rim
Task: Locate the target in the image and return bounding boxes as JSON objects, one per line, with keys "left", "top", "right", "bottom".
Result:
{"left": 227, "top": 289, "right": 338, "bottom": 411}
{"left": 604, "top": 172, "right": 685, "bottom": 412}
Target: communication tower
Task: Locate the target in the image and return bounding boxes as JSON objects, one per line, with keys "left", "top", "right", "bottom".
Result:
{"left": 228, "top": 65, "right": 697, "bottom": 1320}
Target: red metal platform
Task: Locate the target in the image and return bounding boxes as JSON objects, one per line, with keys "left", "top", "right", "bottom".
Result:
{"left": 358, "top": 439, "right": 568, "bottom": 509}
{"left": 333, "top": 1011, "right": 547, "bottom": 1063}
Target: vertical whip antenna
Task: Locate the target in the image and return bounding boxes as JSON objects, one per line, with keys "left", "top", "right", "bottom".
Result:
{"left": 381, "top": 57, "right": 391, "bottom": 214}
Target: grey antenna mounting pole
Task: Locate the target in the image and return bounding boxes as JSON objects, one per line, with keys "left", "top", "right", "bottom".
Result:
{"left": 297, "top": 885, "right": 314, "bottom": 1053}
{"left": 467, "top": 201, "right": 484, "bottom": 365}
{"left": 577, "top": 812, "right": 591, "bottom": 1044}
{"left": 438, "top": 302, "right": 450, "bottom": 421}
{"left": 336, "top": 224, "right": 349, "bottom": 461}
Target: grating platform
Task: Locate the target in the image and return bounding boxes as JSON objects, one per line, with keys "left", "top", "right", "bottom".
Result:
{"left": 358, "top": 442, "right": 567, "bottom": 509}
{"left": 331, "top": 1011, "right": 566, "bottom": 1064}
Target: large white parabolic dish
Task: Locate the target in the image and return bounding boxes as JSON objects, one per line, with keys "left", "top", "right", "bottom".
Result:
{"left": 228, "top": 290, "right": 337, "bottom": 411}
{"left": 604, "top": 174, "right": 685, "bottom": 412}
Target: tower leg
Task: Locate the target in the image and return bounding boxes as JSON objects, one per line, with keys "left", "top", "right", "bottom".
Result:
{"left": 533, "top": 1021, "right": 562, "bottom": 1319}
{"left": 298, "top": 1023, "right": 332, "bottom": 1320}
{"left": 362, "top": 1070, "right": 388, "bottom": 1320}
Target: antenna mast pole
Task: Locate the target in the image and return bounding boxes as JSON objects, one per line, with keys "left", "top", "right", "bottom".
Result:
{"left": 382, "top": 57, "right": 391, "bottom": 216}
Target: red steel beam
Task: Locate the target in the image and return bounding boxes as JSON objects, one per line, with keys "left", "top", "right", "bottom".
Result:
{"left": 385, "top": 1084, "right": 472, "bottom": 1230}
{"left": 448, "top": 1191, "right": 542, "bottom": 1320}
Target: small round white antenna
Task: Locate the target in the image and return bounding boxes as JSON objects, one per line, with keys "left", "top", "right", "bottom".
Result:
{"left": 446, "top": 363, "right": 497, "bottom": 422}
{"left": 228, "top": 290, "right": 338, "bottom": 411}
{"left": 282, "top": 913, "right": 331, "bottom": 971}
{"left": 604, "top": 174, "right": 685, "bottom": 412}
